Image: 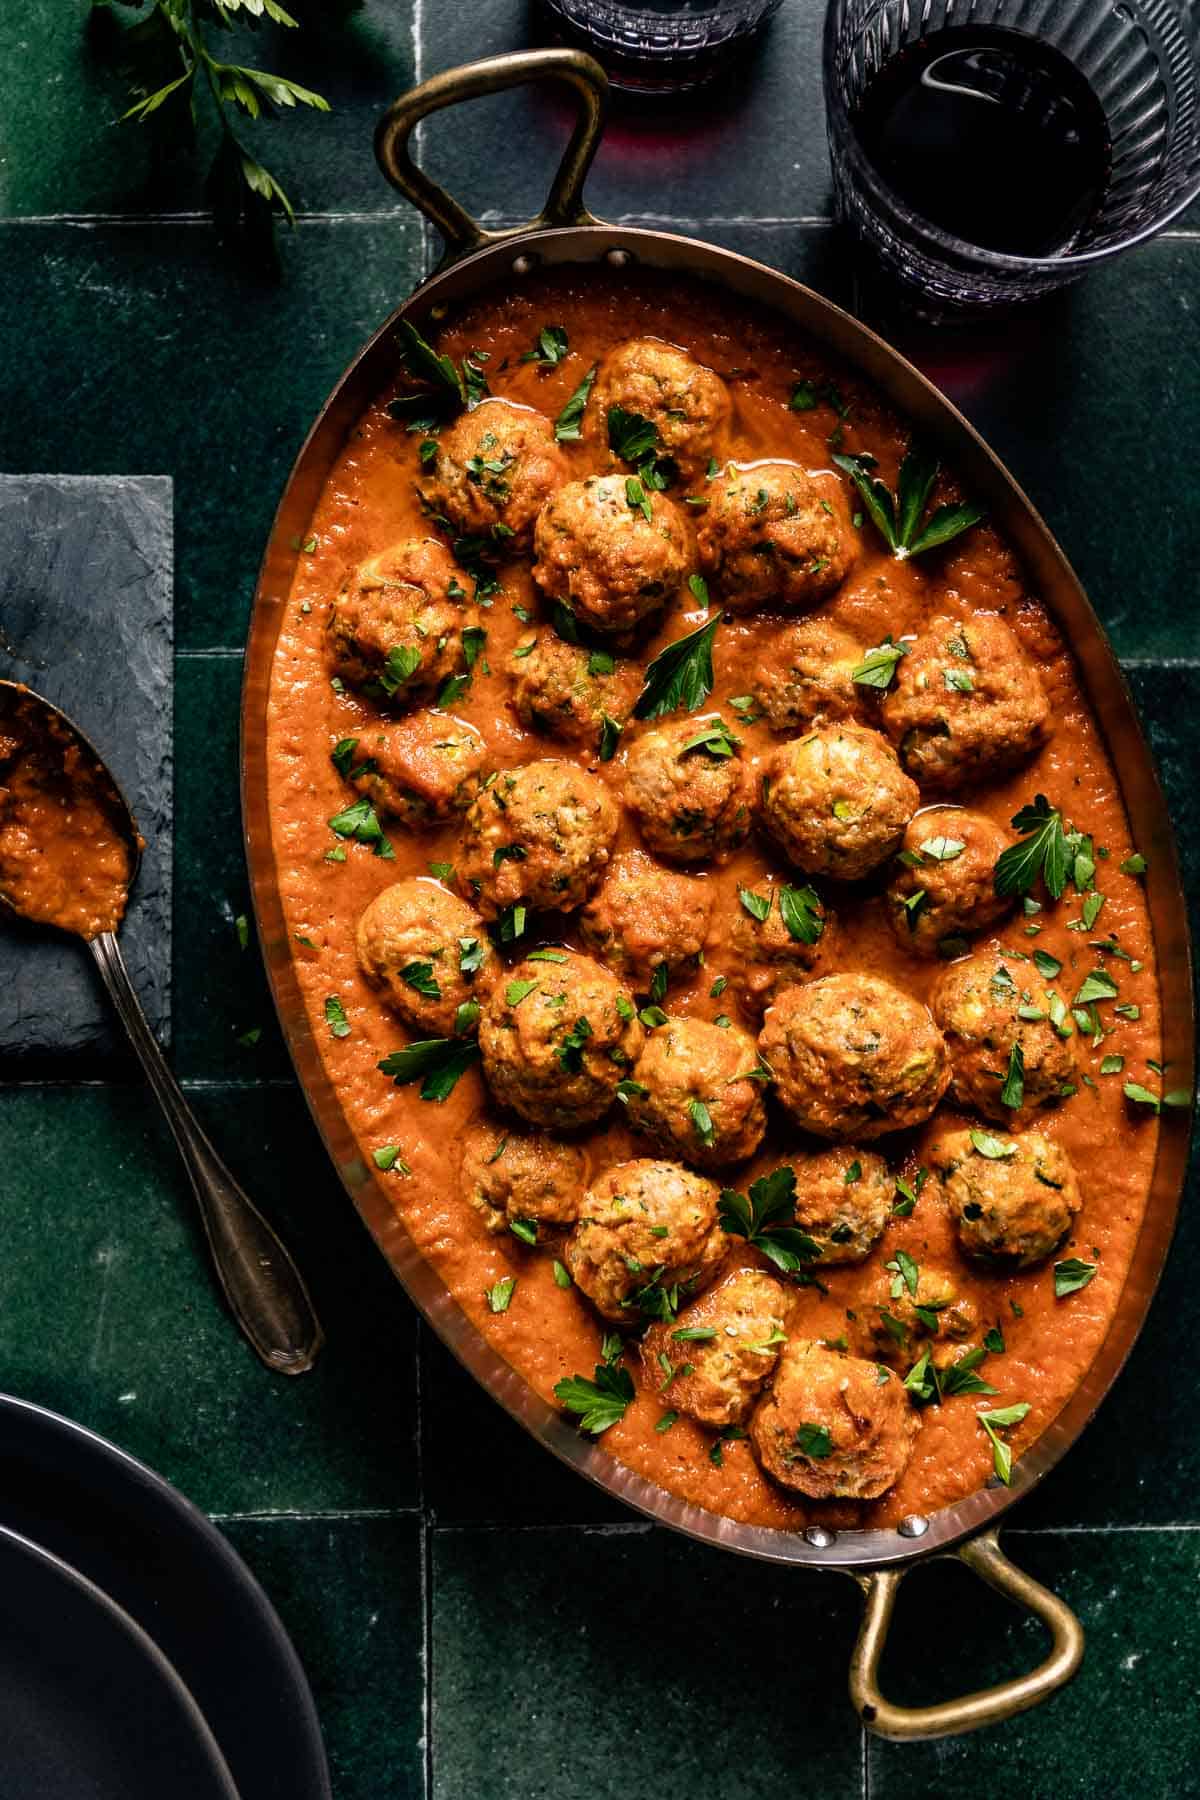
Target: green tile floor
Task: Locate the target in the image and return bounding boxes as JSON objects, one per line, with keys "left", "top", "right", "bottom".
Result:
{"left": 1, "top": 2, "right": 1197, "bottom": 1794}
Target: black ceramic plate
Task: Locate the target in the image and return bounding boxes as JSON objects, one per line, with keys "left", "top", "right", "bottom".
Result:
{"left": 0, "top": 1394, "right": 331, "bottom": 1800}
{"left": 0, "top": 1522, "right": 241, "bottom": 1800}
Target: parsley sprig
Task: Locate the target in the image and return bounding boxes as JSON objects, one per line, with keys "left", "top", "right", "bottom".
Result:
{"left": 554, "top": 1357, "right": 635, "bottom": 1435}
{"left": 994, "top": 796, "right": 1072, "bottom": 899}
{"left": 717, "top": 1167, "right": 820, "bottom": 1275}
{"left": 377, "top": 1038, "right": 479, "bottom": 1103}
{"left": 94, "top": 0, "right": 329, "bottom": 262}
{"left": 833, "top": 447, "right": 984, "bottom": 560}
{"left": 633, "top": 614, "right": 721, "bottom": 721}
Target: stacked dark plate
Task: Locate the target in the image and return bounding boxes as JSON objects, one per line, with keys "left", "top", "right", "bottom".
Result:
{"left": 0, "top": 1394, "right": 330, "bottom": 1799}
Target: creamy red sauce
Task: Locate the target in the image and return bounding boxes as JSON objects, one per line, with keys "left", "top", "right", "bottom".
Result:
{"left": 264, "top": 272, "right": 1161, "bottom": 1532}
{"left": 0, "top": 692, "right": 132, "bottom": 941}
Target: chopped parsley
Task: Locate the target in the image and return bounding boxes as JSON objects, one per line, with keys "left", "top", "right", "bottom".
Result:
{"left": 554, "top": 363, "right": 597, "bottom": 441}
{"left": 970, "top": 1129, "right": 1016, "bottom": 1159}
{"left": 554, "top": 1359, "right": 634, "bottom": 1434}
{"left": 717, "top": 1166, "right": 820, "bottom": 1275}
{"left": 633, "top": 614, "right": 721, "bottom": 721}
{"left": 977, "top": 1402, "right": 1030, "bottom": 1485}
{"left": 486, "top": 1276, "right": 516, "bottom": 1314}
{"left": 999, "top": 1042, "right": 1026, "bottom": 1110}
{"left": 851, "top": 637, "right": 907, "bottom": 689}
{"left": 790, "top": 1423, "right": 833, "bottom": 1460}
{"left": 779, "top": 883, "right": 824, "bottom": 945}
{"left": 400, "top": 960, "right": 440, "bottom": 999}
{"left": 689, "top": 1099, "right": 715, "bottom": 1147}
{"left": 833, "top": 446, "right": 983, "bottom": 559}
{"left": 324, "top": 995, "right": 351, "bottom": 1039}
{"left": 377, "top": 1037, "right": 479, "bottom": 1102}
{"left": 520, "top": 324, "right": 568, "bottom": 367}
{"left": 557, "top": 1016, "right": 593, "bottom": 1073}
{"left": 994, "top": 795, "right": 1072, "bottom": 900}
{"left": 737, "top": 886, "right": 772, "bottom": 923}
{"left": 679, "top": 717, "right": 740, "bottom": 759}
{"left": 1054, "top": 1257, "right": 1097, "bottom": 1298}
{"left": 328, "top": 796, "right": 394, "bottom": 860}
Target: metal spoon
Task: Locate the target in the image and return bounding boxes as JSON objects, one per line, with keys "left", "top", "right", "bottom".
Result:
{"left": 0, "top": 680, "right": 324, "bottom": 1375}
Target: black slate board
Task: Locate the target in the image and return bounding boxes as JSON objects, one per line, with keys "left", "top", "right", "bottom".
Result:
{"left": 0, "top": 475, "right": 172, "bottom": 1069}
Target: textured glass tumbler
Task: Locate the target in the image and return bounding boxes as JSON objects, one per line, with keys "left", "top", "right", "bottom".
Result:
{"left": 540, "top": 0, "right": 786, "bottom": 92}
{"left": 824, "top": 0, "right": 1200, "bottom": 313}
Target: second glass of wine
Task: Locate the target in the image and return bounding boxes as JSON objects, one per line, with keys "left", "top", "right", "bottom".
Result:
{"left": 540, "top": 0, "right": 786, "bottom": 93}
{"left": 824, "top": 0, "right": 1200, "bottom": 315}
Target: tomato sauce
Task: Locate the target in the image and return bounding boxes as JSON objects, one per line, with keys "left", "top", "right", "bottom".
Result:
{"left": 0, "top": 691, "right": 133, "bottom": 941}
{"left": 264, "top": 271, "right": 1162, "bottom": 1531}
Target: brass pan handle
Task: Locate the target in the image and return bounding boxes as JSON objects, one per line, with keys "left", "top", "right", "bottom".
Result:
{"left": 375, "top": 49, "right": 609, "bottom": 272}
{"left": 849, "top": 1529, "right": 1084, "bottom": 1739}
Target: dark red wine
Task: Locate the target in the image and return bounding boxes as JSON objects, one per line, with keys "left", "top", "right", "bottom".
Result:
{"left": 853, "top": 26, "right": 1111, "bottom": 257}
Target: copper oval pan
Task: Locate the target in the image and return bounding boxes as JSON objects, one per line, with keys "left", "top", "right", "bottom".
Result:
{"left": 241, "top": 50, "right": 1195, "bottom": 1737}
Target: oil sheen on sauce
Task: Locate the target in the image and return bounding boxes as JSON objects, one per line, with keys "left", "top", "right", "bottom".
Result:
{"left": 264, "top": 272, "right": 1161, "bottom": 1533}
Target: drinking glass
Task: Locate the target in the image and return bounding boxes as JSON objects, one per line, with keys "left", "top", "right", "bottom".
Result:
{"left": 824, "top": 0, "right": 1200, "bottom": 314}
{"left": 540, "top": 0, "right": 787, "bottom": 92}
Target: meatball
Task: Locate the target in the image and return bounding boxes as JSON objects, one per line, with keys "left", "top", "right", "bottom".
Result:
{"left": 416, "top": 398, "right": 567, "bottom": 551}
{"left": 345, "top": 712, "right": 486, "bottom": 827}
{"left": 791, "top": 1147, "right": 891, "bottom": 1264}
{"left": 885, "top": 806, "right": 1015, "bottom": 956}
{"left": 760, "top": 722, "right": 919, "bottom": 881}
{"left": 532, "top": 474, "right": 691, "bottom": 637}
{"left": 625, "top": 716, "right": 753, "bottom": 865}
{"left": 563, "top": 1158, "right": 728, "bottom": 1323}
{"left": 327, "top": 538, "right": 478, "bottom": 707}
{"left": 356, "top": 878, "right": 495, "bottom": 1037}
{"left": 459, "top": 1119, "right": 586, "bottom": 1242}
{"left": 578, "top": 851, "right": 712, "bottom": 991}
{"left": 728, "top": 876, "right": 833, "bottom": 1018}
{"left": 478, "top": 949, "right": 642, "bottom": 1129}
{"left": 931, "top": 1127, "right": 1082, "bottom": 1268}
{"left": 589, "top": 336, "right": 732, "bottom": 487}
{"left": 508, "top": 633, "right": 641, "bottom": 749}
{"left": 623, "top": 1016, "right": 767, "bottom": 1172}
{"left": 859, "top": 1259, "right": 979, "bottom": 1366}
{"left": 749, "top": 1340, "right": 919, "bottom": 1501}
{"left": 640, "top": 1269, "right": 792, "bottom": 1428}
{"left": 759, "top": 974, "right": 950, "bottom": 1141}
{"left": 751, "top": 614, "right": 868, "bottom": 733}
{"left": 932, "top": 951, "right": 1077, "bottom": 1123}
{"left": 456, "top": 759, "right": 618, "bottom": 920}
{"left": 695, "top": 462, "right": 856, "bottom": 614}
{"left": 881, "top": 614, "right": 1051, "bottom": 791}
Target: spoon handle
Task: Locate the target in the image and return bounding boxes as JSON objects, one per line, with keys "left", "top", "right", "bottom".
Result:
{"left": 88, "top": 932, "right": 325, "bottom": 1375}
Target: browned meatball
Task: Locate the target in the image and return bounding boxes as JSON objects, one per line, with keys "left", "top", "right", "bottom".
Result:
{"left": 792, "top": 1146, "right": 891, "bottom": 1264}
{"left": 760, "top": 723, "right": 919, "bottom": 881}
{"left": 417, "top": 399, "right": 567, "bottom": 551}
{"left": 695, "top": 462, "right": 857, "bottom": 614}
{"left": 578, "top": 851, "right": 712, "bottom": 992}
{"left": 640, "top": 1269, "right": 793, "bottom": 1428}
{"left": 563, "top": 1157, "right": 728, "bottom": 1323}
{"left": 728, "top": 876, "right": 833, "bottom": 1018}
{"left": 478, "top": 949, "right": 642, "bottom": 1129}
{"left": 858, "top": 1259, "right": 980, "bottom": 1367}
{"left": 759, "top": 974, "right": 950, "bottom": 1140}
{"left": 345, "top": 712, "right": 486, "bottom": 827}
{"left": 508, "top": 633, "right": 641, "bottom": 750}
{"left": 881, "top": 614, "right": 1051, "bottom": 791}
{"left": 625, "top": 716, "right": 753, "bottom": 865}
{"left": 623, "top": 1015, "right": 767, "bottom": 1171}
{"left": 589, "top": 336, "right": 732, "bottom": 487}
{"left": 356, "top": 878, "right": 495, "bottom": 1037}
{"left": 749, "top": 1340, "right": 919, "bottom": 1500}
{"left": 751, "top": 614, "right": 868, "bottom": 732}
{"left": 456, "top": 759, "right": 618, "bottom": 921}
{"left": 932, "top": 951, "right": 1077, "bottom": 1123}
{"left": 459, "top": 1119, "right": 586, "bottom": 1242}
{"left": 532, "top": 475, "right": 691, "bottom": 636}
{"left": 327, "top": 538, "right": 478, "bottom": 707}
{"left": 930, "top": 1127, "right": 1082, "bottom": 1267}
{"left": 884, "top": 806, "right": 1016, "bottom": 956}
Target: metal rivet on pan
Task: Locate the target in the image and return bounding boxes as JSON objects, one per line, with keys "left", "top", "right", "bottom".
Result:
{"left": 605, "top": 248, "right": 632, "bottom": 268}
{"left": 512, "top": 254, "right": 538, "bottom": 275}
{"left": 804, "top": 1525, "right": 837, "bottom": 1549}
{"left": 897, "top": 1514, "right": 929, "bottom": 1539}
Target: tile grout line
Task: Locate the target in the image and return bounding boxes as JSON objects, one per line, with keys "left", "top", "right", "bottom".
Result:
{"left": 209, "top": 1506, "right": 422, "bottom": 1523}
{"left": 3, "top": 210, "right": 1200, "bottom": 240}
{"left": 415, "top": 1320, "right": 435, "bottom": 1800}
